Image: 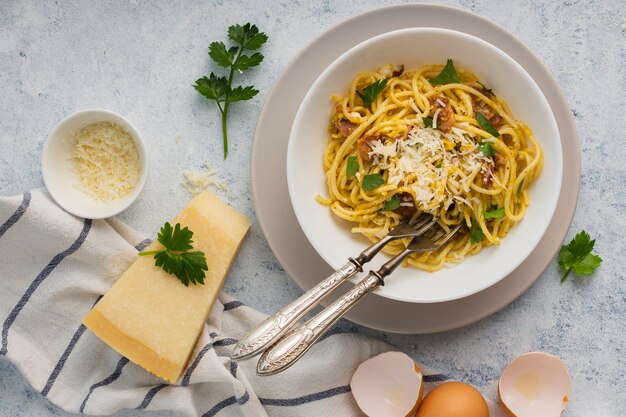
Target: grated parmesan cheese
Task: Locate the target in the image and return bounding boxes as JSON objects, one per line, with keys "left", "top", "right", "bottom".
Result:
{"left": 70, "top": 122, "right": 141, "bottom": 201}
{"left": 181, "top": 163, "right": 227, "bottom": 197}
{"left": 367, "top": 124, "right": 489, "bottom": 211}
{"left": 432, "top": 108, "right": 441, "bottom": 129}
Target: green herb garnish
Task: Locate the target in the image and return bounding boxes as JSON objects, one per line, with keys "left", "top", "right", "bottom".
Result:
{"left": 357, "top": 79, "right": 388, "bottom": 107}
{"left": 194, "top": 23, "right": 268, "bottom": 159}
{"left": 423, "top": 117, "right": 434, "bottom": 128}
{"left": 478, "top": 141, "right": 496, "bottom": 157}
{"left": 362, "top": 174, "right": 385, "bottom": 191}
{"left": 346, "top": 156, "right": 359, "bottom": 177}
{"left": 470, "top": 222, "right": 484, "bottom": 244}
{"left": 138, "top": 222, "right": 208, "bottom": 286}
{"left": 558, "top": 230, "right": 602, "bottom": 283}
{"left": 476, "top": 112, "right": 500, "bottom": 137}
{"left": 479, "top": 82, "right": 494, "bottom": 96}
{"left": 381, "top": 196, "right": 401, "bottom": 211}
{"left": 483, "top": 206, "right": 504, "bottom": 219}
{"left": 429, "top": 59, "right": 462, "bottom": 85}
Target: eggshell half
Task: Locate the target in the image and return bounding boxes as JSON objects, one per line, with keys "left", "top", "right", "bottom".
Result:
{"left": 499, "top": 352, "right": 571, "bottom": 417}
{"left": 351, "top": 351, "right": 424, "bottom": 417}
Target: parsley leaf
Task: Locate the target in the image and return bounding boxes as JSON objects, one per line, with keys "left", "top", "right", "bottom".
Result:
{"left": 483, "top": 206, "right": 504, "bottom": 219}
{"left": 470, "top": 222, "right": 484, "bottom": 244}
{"left": 208, "top": 42, "right": 237, "bottom": 67}
{"left": 195, "top": 23, "right": 268, "bottom": 159}
{"left": 479, "top": 82, "right": 494, "bottom": 96}
{"left": 138, "top": 222, "right": 208, "bottom": 287}
{"left": 381, "top": 196, "right": 401, "bottom": 211}
{"left": 362, "top": 173, "right": 385, "bottom": 191}
{"left": 232, "top": 52, "right": 264, "bottom": 71}
{"left": 558, "top": 230, "right": 602, "bottom": 282}
{"left": 357, "top": 79, "right": 388, "bottom": 107}
{"left": 346, "top": 156, "right": 358, "bottom": 177}
{"left": 227, "top": 85, "right": 259, "bottom": 103}
{"left": 429, "top": 59, "right": 462, "bottom": 85}
{"left": 228, "top": 23, "right": 268, "bottom": 50}
{"left": 476, "top": 112, "right": 500, "bottom": 137}
{"left": 423, "top": 116, "right": 433, "bottom": 128}
{"left": 478, "top": 141, "right": 496, "bottom": 157}
{"left": 194, "top": 73, "right": 229, "bottom": 101}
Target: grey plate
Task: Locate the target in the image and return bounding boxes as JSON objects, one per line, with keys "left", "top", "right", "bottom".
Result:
{"left": 251, "top": 4, "right": 580, "bottom": 334}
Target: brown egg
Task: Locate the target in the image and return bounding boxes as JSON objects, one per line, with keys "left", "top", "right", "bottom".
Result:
{"left": 415, "top": 381, "right": 489, "bottom": 417}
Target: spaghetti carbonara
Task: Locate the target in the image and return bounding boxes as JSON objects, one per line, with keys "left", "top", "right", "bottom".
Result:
{"left": 317, "top": 61, "right": 543, "bottom": 271}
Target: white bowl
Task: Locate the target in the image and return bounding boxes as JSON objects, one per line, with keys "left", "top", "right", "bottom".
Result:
{"left": 42, "top": 109, "right": 149, "bottom": 219}
{"left": 287, "top": 28, "right": 562, "bottom": 303}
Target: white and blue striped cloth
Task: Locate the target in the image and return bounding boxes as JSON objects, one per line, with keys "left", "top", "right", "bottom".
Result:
{"left": 0, "top": 189, "right": 504, "bottom": 416}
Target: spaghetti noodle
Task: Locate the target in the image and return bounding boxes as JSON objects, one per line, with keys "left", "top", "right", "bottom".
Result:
{"left": 317, "top": 62, "right": 543, "bottom": 271}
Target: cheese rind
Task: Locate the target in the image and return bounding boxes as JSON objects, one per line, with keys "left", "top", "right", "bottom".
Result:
{"left": 83, "top": 192, "right": 250, "bottom": 383}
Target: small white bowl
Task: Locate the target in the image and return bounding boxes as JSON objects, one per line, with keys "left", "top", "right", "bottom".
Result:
{"left": 42, "top": 109, "right": 148, "bottom": 219}
{"left": 287, "top": 28, "right": 562, "bottom": 303}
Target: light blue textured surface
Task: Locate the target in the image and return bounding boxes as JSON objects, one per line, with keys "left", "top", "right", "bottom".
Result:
{"left": 0, "top": 1, "right": 624, "bottom": 416}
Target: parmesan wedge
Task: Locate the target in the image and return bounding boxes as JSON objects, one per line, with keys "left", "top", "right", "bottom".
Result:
{"left": 83, "top": 192, "right": 250, "bottom": 382}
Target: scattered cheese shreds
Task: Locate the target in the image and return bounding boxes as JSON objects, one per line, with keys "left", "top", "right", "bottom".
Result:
{"left": 182, "top": 163, "right": 227, "bottom": 196}
{"left": 367, "top": 125, "right": 489, "bottom": 211}
{"left": 70, "top": 121, "right": 141, "bottom": 201}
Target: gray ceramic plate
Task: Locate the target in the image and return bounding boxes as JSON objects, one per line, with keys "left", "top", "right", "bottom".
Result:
{"left": 251, "top": 4, "right": 580, "bottom": 333}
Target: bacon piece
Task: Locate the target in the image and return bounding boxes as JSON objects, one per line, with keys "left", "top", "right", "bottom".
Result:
{"left": 392, "top": 64, "right": 405, "bottom": 77}
{"left": 357, "top": 136, "right": 374, "bottom": 162}
{"left": 473, "top": 98, "right": 503, "bottom": 125}
{"left": 429, "top": 96, "right": 455, "bottom": 132}
{"left": 494, "top": 152, "right": 506, "bottom": 168}
{"left": 336, "top": 119, "right": 358, "bottom": 137}
{"left": 392, "top": 193, "right": 417, "bottom": 219}
{"left": 357, "top": 133, "right": 388, "bottom": 162}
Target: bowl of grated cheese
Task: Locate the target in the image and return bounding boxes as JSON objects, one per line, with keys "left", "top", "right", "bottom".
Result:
{"left": 42, "top": 109, "right": 148, "bottom": 219}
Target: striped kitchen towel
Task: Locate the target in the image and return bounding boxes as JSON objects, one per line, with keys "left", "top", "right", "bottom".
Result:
{"left": 0, "top": 189, "right": 505, "bottom": 417}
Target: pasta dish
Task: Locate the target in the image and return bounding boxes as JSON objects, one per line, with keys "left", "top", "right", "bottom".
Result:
{"left": 317, "top": 60, "right": 543, "bottom": 271}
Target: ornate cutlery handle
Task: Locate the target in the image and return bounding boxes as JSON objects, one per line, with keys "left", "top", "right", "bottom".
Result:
{"left": 231, "top": 261, "right": 359, "bottom": 360}
{"left": 256, "top": 272, "right": 381, "bottom": 375}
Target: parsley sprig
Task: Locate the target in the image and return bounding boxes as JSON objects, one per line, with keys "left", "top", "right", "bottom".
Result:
{"left": 358, "top": 79, "right": 388, "bottom": 107}
{"left": 478, "top": 141, "right": 496, "bottom": 157}
{"left": 138, "top": 222, "right": 208, "bottom": 286}
{"left": 346, "top": 156, "right": 359, "bottom": 177}
{"left": 479, "top": 82, "right": 495, "bottom": 96}
{"left": 362, "top": 173, "right": 385, "bottom": 191}
{"left": 381, "top": 195, "right": 401, "bottom": 211}
{"left": 429, "top": 59, "right": 462, "bottom": 85}
{"left": 476, "top": 112, "right": 500, "bottom": 137}
{"left": 483, "top": 206, "right": 504, "bottom": 219}
{"left": 194, "top": 23, "right": 268, "bottom": 158}
{"left": 558, "top": 230, "right": 602, "bottom": 283}
{"left": 469, "top": 221, "right": 483, "bottom": 244}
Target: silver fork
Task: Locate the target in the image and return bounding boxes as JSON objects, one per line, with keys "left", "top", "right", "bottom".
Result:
{"left": 256, "top": 222, "right": 462, "bottom": 376}
{"left": 231, "top": 215, "right": 437, "bottom": 360}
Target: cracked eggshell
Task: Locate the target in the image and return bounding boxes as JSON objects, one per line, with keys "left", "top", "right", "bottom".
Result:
{"left": 351, "top": 351, "right": 424, "bottom": 417}
{"left": 499, "top": 352, "right": 572, "bottom": 417}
